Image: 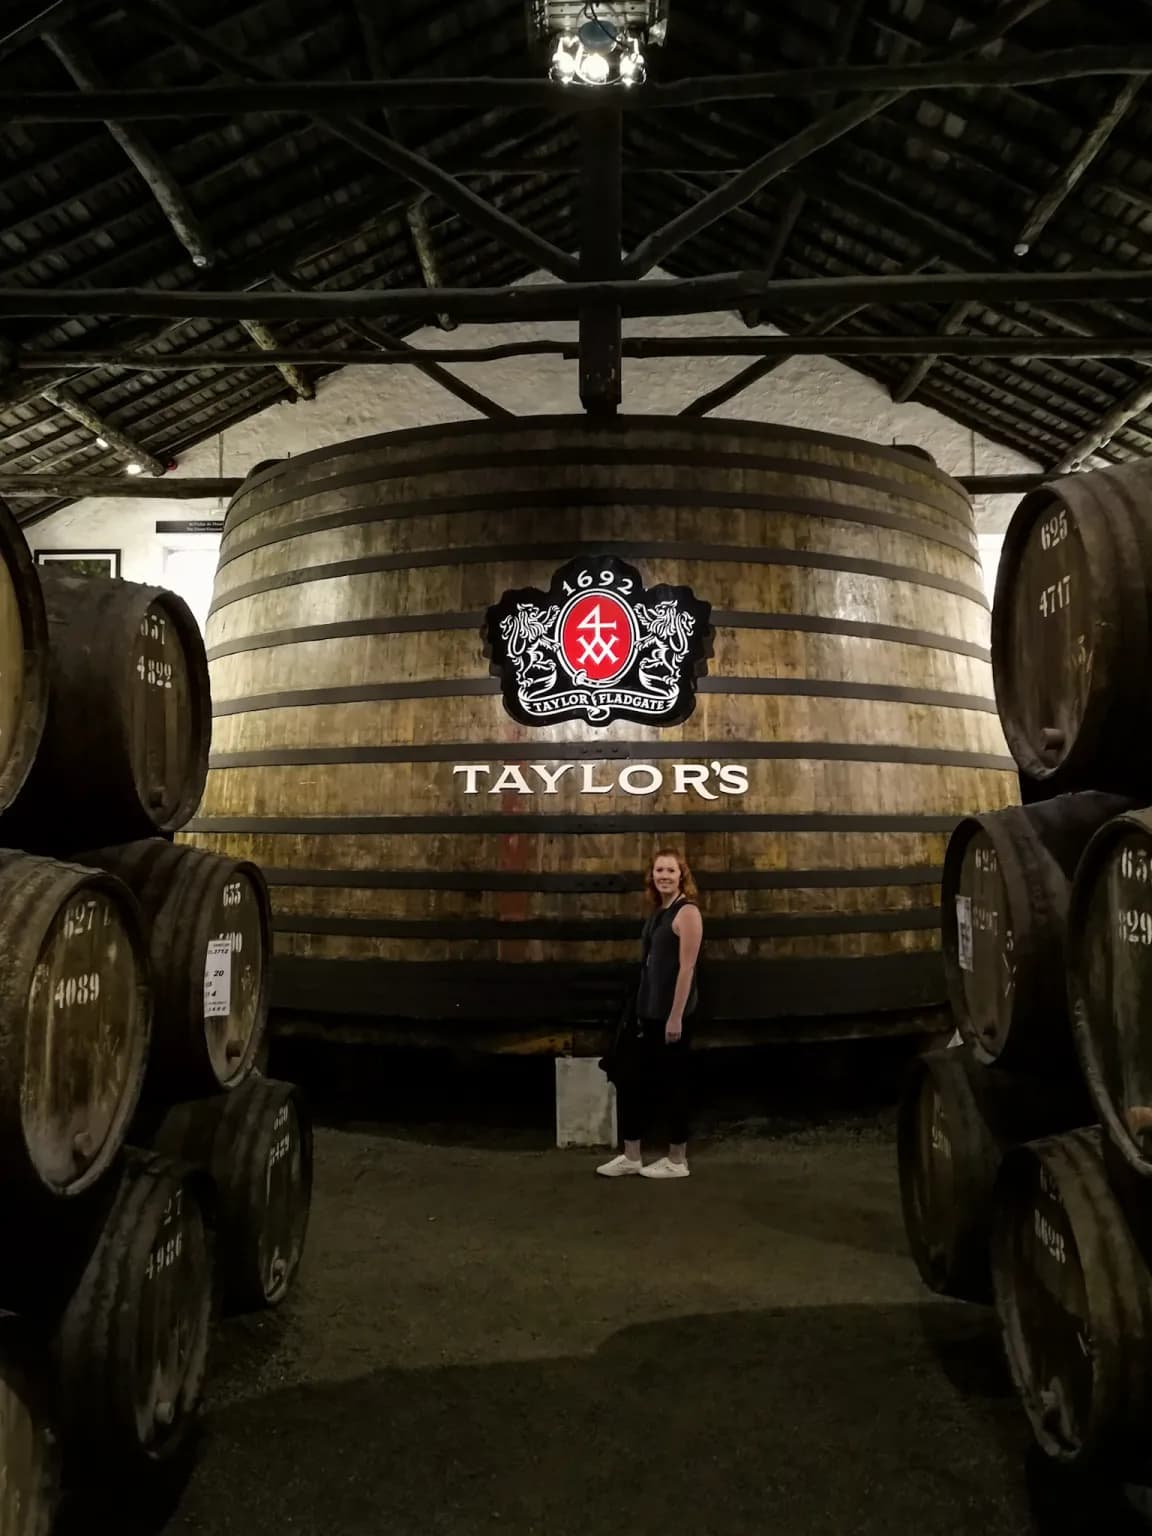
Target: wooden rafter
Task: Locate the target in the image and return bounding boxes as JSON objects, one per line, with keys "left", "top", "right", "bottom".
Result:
{"left": 1055, "top": 377, "right": 1152, "bottom": 471}
{"left": 238, "top": 320, "right": 314, "bottom": 400}
{"left": 40, "top": 383, "right": 167, "bottom": 475}
{"left": 273, "top": 272, "right": 511, "bottom": 422}
{"left": 43, "top": 27, "right": 215, "bottom": 270}
{"left": 891, "top": 300, "right": 979, "bottom": 403}
{"left": 131, "top": 0, "right": 579, "bottom": 282}
{"left": 1014, "top": 76, "right": 1145, "bottom": 255}
{"left": 350, "top": 0, "right": 456, "bottom": 333}
{"left": 622, "top": 0, "right": 1053, "bottom": 279}
{"left": 742, "top": 0, "right": 871, "bottom": 328}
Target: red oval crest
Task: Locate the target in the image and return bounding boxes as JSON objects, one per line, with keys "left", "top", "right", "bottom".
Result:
{"left": 559, "top": 591, "right": 636, "bottom": 683}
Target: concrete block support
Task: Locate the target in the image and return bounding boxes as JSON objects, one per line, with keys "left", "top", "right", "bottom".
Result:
{"left": 555, "top": 1057, "right": 617, "bottom": 1149}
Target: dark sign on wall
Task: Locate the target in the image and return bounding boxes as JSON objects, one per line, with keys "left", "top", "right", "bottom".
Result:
{"left": 155, "top": 520, "right": 224, "bottom": 534}
{"left": 485, "top": 555, "right": 712, "bottom": 729}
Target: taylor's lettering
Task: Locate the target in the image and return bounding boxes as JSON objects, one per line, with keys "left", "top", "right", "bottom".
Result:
{"left": 452, "top": 762, "right": 750, "bottom": 798}
{"left": 486, "top": 555, "right": 711, "bottom": 728}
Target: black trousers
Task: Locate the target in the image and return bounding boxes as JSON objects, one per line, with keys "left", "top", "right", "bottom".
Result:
{"left": 616, "top": 1018, "right": 693, "bottom": 1146}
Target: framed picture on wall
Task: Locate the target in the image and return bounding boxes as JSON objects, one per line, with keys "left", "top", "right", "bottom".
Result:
{"left": 34, "top": 549, "right": 122, "bottom": 579}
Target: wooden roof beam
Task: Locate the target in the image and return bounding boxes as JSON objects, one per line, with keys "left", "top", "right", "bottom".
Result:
{"left": 273, "top": 272, "right": 512, "bottom": 422}
{"left": 1014, "top": 77, "right": 1145, "bottom": 255}
{"left": 350, "top": 0, "right": 456, "bottom": 333}
{"left": 740, "top": 0, "right": 871, "bottom": 328}
{"left": 891, "top": 299, "right": 979, "bottom": 403}
{"left": 237, "top": 320, "right": 314, "bottom": 401}
{"left": 18, "top": 333, "right": 1152, "bottom": 369}
{"left": 621, "top": 0, "right": 1054, "bottom": 279}
{"left": 43, "top": 27, "right": 215, "bottom": 270}
{"left": 0, "top": 471, "right": 1087, "bottom": 501}
{"left": 40, "top": 383, "right": 166, "bottom": 476}
{"left": 131, "top": 0, "right": 579, "bottom": 282}
{"left": 1054, "top": 378, "right": 1152, "bottom": 471}
{"left": 12, "top": 43, "right": 1152, "bottom": 117}
{"left": 10, "top": 269, "right": 1152, "bottom": 323}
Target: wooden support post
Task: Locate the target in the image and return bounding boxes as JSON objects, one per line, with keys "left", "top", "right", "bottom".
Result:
{"left": 578, "top": 110, "right": 623, "bottom": 417}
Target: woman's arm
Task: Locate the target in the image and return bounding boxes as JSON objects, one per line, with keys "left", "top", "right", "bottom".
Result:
{"left": 665, "top": 903, "right": 703, "bottom": 1042}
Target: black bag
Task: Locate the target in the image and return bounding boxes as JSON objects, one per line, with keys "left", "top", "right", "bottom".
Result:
{"left": 599, "top": 988, "right": 637, "bottom": 1086}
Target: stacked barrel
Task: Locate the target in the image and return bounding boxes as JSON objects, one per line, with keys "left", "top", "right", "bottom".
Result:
{"left": 0, "top": 500, "right": 311, "bottom": 1529}
{"left": 900, "top": 460, "right": 1152, "bottom": 1469}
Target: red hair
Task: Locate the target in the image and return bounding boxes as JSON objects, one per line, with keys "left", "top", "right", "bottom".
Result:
{"left": 645, "top": 848, "right": 699, "bottom": 910}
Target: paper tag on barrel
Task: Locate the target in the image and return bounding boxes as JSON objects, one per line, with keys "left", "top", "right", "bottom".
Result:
{"left": 204, "top": 938, "right": 232, "bottom": 1017}
{"left": 955, "top": 896, "right": 974, "bottom": 972}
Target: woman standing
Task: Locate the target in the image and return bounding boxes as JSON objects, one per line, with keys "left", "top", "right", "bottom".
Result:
{"left": 597, "top": 849, "right": 704, "bottom": 1181}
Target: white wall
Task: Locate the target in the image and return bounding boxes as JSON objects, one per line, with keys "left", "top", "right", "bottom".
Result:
{"left": 25, "top": 283, "right": 1037, "bottom": 621}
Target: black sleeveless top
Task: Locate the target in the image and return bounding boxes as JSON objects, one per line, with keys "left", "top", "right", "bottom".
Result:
{"left": 636, "top": 896, "right": 699, "bottom": 1022}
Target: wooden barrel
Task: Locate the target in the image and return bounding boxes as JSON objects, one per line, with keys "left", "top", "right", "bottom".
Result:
{"left": 898, "top": 1047, "right": 1090, "bottom": 1302}
{"left": 991, "top": 1128, "right": 1152, "bottom": 1463}
{"left": 0, "top": 851, "right": 151, "bottom": 1206}
{"left": 0, "top": 498, "right": 49, "bottom": 816}
{"left": 149, "top": 1075, "right": 312, "bottom": 1312}
{"left": 942, "top": 794, "right": 1133, "bottom": 1069}
{"left": 185, "top": 417, "right": 1016, "bottom": 1048}
{"left": 77, "top": 840, "right": 270, "bottom": 1099}
{"left": 1068, "top": 806, "right": 1152, "bottom": 1177}
{"left": 53, "top": 1150, "right": 214, "bottom": 1473}
{"left": 0, "top": 1330, "right": 59, "bottom": 1536}
{"left": 992, "top": 462, "right": 1152, "bottom": 795}
{"left": 0, "top": 572, "right": 210, "bottom": 853}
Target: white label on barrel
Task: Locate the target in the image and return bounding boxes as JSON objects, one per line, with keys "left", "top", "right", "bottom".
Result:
{"left": 956, "top": 896, "right": 973, "bottom": 972}
{"left": 204, "top": 939, "right": 232, "bottom": 1018}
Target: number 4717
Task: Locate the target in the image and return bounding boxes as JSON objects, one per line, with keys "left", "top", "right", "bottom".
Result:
{"left": 1039, "top": 575, "right": 1071, "bottom": 618}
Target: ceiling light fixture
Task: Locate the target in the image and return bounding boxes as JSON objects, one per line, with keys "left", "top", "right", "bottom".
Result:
{"left": 534, "top": 2, "right": 665, "bottom": 87}
{"left": 125, "top": 461, "right": 144, "bottom": 476}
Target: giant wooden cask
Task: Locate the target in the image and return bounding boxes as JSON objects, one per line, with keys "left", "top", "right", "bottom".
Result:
{"left": 187, "top": 417, "right": 1016, "bottom": 1048}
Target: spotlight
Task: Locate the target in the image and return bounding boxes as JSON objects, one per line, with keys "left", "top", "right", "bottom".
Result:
{"left": 95, "top": 436, "right": 110, "bottom": 449}
{"left": 125, "top": 461, "right": 144, "bottom": 476}
{"left": 531, "top": 2, "right": 665, "bottom": 87}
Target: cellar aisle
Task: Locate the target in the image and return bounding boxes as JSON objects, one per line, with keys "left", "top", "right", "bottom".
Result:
{"left": 158, "top": 1124, "right": 1065, "bottom": 1536}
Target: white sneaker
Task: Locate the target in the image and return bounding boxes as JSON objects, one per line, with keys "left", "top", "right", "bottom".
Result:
{"left": 596, "top": 1154, "right": 643, "bottom": 1178}
{"left": 640, "top": 1158, "right": 690, "bottom": 1179}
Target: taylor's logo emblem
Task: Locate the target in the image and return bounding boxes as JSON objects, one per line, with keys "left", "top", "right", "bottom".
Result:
{"left": 485, "top": 556, "right": 711, "bottom": 727}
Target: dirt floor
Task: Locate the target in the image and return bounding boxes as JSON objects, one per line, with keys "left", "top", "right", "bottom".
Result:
{"left": 84, "top": 1046, "right": 1151, "bottom": 1536}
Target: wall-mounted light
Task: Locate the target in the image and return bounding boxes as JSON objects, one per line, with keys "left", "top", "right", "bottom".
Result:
{"left": 532, "top": 2, "right": 667, "bottom": 87}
